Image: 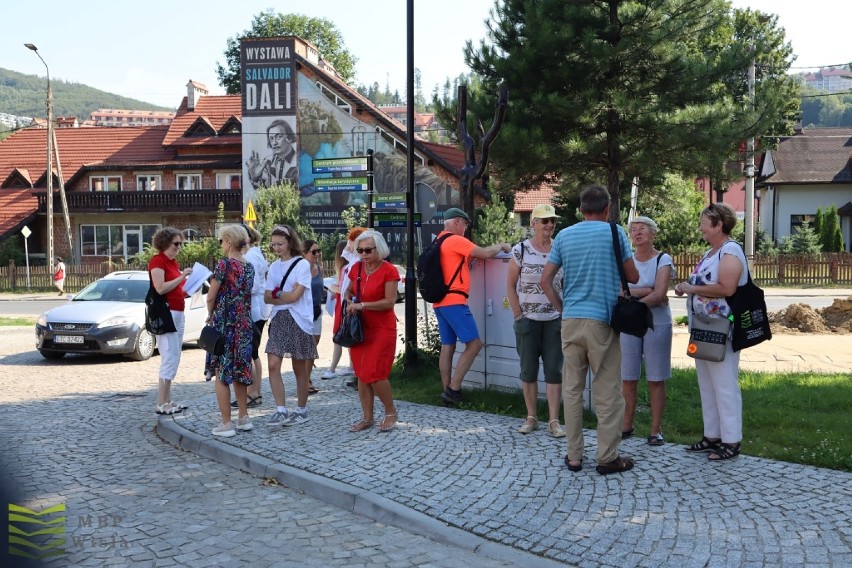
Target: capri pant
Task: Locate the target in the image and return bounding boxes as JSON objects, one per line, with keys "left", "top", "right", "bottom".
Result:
{"left": 620, "top": 323, "right": 672, "bottom": 382}
{"left": 156, "top": 311, "right": 185, "bottom": 381}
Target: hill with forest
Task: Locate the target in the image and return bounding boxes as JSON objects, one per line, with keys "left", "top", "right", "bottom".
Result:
{"left": 0, "top": 68, "right": 172, "bottom": 123}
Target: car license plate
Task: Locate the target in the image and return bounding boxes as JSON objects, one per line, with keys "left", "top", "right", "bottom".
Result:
{"left": 54, "top": 335, "right": 84, "bottom": 344}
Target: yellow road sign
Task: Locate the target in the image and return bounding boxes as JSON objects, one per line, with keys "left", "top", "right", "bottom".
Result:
{"left": 244, "top": 200, "right": 257, "bottom": 223}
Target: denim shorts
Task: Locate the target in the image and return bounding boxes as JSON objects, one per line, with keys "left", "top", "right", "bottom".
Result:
{"left": 513, "top": 317, "right": 563, "bottom": 383}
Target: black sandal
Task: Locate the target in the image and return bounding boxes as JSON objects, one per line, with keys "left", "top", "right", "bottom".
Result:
{"left": 709, "top": 442, "right": 741, "bottom": 461}
{"left": 685, "top": 436, "right": 721, "bottom": 453}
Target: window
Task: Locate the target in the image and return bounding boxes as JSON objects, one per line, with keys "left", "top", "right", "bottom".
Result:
{"left": 181, "top": 228, "right": 201, "bottom": 242}
{"left": 90, "top": 176, "right": 122, "bottom": 192}
{"left": 176, "top": 174, "right": 202, "bottom": 190}
{"left": 216, "top": 173, "right": 241, "bottom": 190}
{"left": 80, "top": 224, "right": 160, "bottom": 257}
{"left": 136, "top": 174, "right": 161, "bottom": 191}
{"left": 790, "top": 214, "right": 816, "bottom": 233}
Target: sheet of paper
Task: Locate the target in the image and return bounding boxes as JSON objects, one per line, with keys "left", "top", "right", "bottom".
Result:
{"left": 183, "top": 262, "right": 212, "bottom": 297}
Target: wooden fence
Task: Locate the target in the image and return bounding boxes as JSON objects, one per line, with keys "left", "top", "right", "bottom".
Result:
{"left": 2, "top": 254, "right": 852, "bottom": 292}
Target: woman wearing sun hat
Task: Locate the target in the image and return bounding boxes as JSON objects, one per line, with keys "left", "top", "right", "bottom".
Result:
{"left": 507, "top": 204, "right": 566, "bottom": 438}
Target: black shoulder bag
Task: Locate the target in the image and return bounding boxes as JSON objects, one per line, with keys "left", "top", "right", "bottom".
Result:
{"left": 333, "top": 263, "right": 364, "bottom": 347}
{"left": 725, "top": 244, "right": 772, "bottom": 351}
{"left": 145, "top": 276, "right": 176, "bottom": 335}
{"left": 609, "top": 223, "right": 654, "bottom": 337}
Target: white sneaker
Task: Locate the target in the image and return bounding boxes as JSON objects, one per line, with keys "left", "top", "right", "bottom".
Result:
{"left": 212, "top": 422, "right": 236, "bottom": 437}
{"left": 320, "top": 370, "right": 337, "bottom": 380}
{"left": 236, "top": 416, "right": 253, "bottom": 431}
{"left": 338, "top": 367, "right": 354, "bottom": 376}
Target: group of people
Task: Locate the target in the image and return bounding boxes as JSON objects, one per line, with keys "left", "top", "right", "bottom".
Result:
{"left": 147, "top": 222, "right": 402, "bottom": 437}
{"left": 440, "top": 186, "right": 746, "bottom": 475}
{"left": 147, "top": 184, "right": 748, "bottom": 467}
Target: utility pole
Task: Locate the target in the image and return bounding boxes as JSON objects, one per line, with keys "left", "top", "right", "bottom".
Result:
{"left": 25, "top": 43, "right": 54, "bottom": 274}
{"left": 744, "top": 57, "right": 756, "bottom": 270}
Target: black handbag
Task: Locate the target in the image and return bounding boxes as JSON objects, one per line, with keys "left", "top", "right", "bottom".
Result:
{"left": 727, "top": 268, "right": 772, "bottom": 352}
{"left": 332, "top": 264, "right": 364, "bottom": 347}
{"left": 608, "top": 223, "right": 653, "bottom": 337}
{"left": 199, "top": 325, "right": 225, "bottom": 356}
{"left": 145, "top": 281, "right": 176, "bottom": 335}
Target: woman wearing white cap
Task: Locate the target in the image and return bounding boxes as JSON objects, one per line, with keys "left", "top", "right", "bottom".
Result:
{"left": 507, "top": 203, "right": 566, "bottom": 438}
{"left": 620, "top": 216, "right": 676, "bottom": 446}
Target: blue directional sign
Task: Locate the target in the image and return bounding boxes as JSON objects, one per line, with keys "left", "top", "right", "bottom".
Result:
{"left": 314, "top": 177, "right": 369, "bottom": 192}
{"left": 375, "top": 213, "right": 421, "bottom": 227}
{"left": 312, "top": 157, "right": 369, "bottom": 174}
{"left": 373, "top": 192, "right": 407, "bottom": 209}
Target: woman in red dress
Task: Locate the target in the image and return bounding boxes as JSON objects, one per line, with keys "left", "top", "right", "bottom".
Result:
{"left": 344, "top": 230, "right": 400, "bottom": 432}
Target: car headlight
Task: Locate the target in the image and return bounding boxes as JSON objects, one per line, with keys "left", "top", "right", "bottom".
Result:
{"left": 37, "top": 314, "right": 47, "bottom": 327}
{"left": 96, "top": 316, "right": 135, "bottom": 329}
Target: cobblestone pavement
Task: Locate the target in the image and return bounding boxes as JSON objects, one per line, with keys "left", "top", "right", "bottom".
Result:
{"left": 0, "top": 327, "right": 522, "bottom": 568}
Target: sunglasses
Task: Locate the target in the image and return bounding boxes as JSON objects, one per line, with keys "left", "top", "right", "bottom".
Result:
{"left": 172, "top": 241, "right": 183, "bottom": 247}
{"left": 537, "top": 218, "right": 556, "bottom": 225}
{"left": 270, "top": 242, "right": 286, "bottom": 247}
{"left": 218, "top": 239, "right": 224, "bottom": 245}
{"left": 306, "top": 249, "right": 320, "bottom": 255}
{"left": 356, "top": 247, "right": 376, "bottom": 254}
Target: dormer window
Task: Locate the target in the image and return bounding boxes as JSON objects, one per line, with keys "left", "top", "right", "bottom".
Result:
{"left": 90, "top": 176, "right": 122, "bottom": 192}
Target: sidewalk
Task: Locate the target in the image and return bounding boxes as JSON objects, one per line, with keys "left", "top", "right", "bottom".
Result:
{"left": 156, "top": 332, "right": 851, "bottom": 568}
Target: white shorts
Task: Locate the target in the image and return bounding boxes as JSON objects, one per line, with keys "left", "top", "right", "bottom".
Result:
{"left": 312, "top": 315, "right": 322, "bottom": 337}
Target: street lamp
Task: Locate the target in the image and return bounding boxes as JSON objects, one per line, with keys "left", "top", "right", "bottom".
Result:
{"left": 25, "top": 43, "right": 54, "bottom": 276}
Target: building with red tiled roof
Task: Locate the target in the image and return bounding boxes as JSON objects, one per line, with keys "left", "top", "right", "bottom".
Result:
{"left": 89, "top": 108, "right": 175, "bottom": 127}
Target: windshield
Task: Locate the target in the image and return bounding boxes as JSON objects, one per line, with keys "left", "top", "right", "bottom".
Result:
{"left": 73, "top": 279, "right": 148, "bottom": 303}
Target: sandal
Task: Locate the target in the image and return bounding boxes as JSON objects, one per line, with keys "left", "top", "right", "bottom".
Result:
{"left": 647, "top": 432, "right": 665, "bottom": 446}
{"left": 548, "top": 419, "right": 566, "bottom": 438}
{"left": 708, "top": 442, "right": 741, "bottom": 461}
{"left": 349, "top": 419, "right": 374, "bottom": 432}
{"left": 686, "top": 436, "right": 721, "bottom": 453}
{"left": 155, "top": 403, "right": 183, "bottom": 415}
{"left": 621, "top": 428, "right": 634, "bottom": 440}
{"left": 308, "top": 385, "right": 319, "bottom": 395}
{"left": 518, "top": 416, "right": 539, "bottom": 434}
{"left": 169, "top": 401, "right": 188, "bottom": 411}
{"left": 232, "top": 396, "right": 262, "bottom": 408}
{"left": 379, "top": 414, "right": 398, "bottom": 433}
{"left": 564, "top": 455, "right": 582, "bottom": 472}
{"left": 595, "top": 456, "right": 635, "bottom": 475}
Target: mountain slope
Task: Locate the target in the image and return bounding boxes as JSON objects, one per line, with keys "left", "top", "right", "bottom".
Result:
{"left": 0, "top": 68, "right": 172, "bottom": 121}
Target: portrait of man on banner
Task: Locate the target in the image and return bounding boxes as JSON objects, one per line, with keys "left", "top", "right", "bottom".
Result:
{"left": 246, "top": 118, "right": 298, "bottom": 190}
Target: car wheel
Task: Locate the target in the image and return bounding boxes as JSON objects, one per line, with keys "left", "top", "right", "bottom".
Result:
{"left": 128, "top": 329, "right": 155, "bottom": 361}
{"left": 38, "top": 349, "right": 65, "bottom": 360}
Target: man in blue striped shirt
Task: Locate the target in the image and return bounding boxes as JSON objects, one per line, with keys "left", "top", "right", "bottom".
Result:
{"left": 541, "top": 184, "right": 639, "bottom": 476}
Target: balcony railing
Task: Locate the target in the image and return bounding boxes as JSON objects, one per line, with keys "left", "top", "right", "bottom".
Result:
{"left": 36, "top": 190, "right": 242, "bottom": 213}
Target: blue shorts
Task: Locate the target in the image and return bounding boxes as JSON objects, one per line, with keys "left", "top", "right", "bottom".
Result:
{"left": 435, "top": 304, "right": 480, "bottom": 345}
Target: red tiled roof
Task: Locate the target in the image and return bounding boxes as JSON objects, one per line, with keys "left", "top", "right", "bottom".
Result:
{"left": 0, "top": 188, "right": 39, "bottom": 235}
{"left": 761, "top": 127, "right": 852, "bottom": 184}
{"left": 513, "top": 183, "right": 557, "bottom": 212}
{"left": 419, "top": 141, "right": 464, "bottom": 173}
{"left": 0, "top": 126, "right": 173, "bottom": 185}
{"left": 163, "top": 96, "right": 243, "bottom": 146}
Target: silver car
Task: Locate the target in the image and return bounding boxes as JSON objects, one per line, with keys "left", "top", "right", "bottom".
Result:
{"left": 35, "top": 270, "right": 208, "bottom": 361}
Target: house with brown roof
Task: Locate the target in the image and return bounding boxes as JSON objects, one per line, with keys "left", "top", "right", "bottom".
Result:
{"left": 0, "top": 36, "right": 474, "bottom": 263}
{"left": 757, "top": 127, "right": 852, "bottom": 250}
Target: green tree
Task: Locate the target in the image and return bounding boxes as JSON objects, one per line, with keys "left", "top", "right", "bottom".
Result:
{"left": 820, "top": 205, "right": 845, "bottom": 252}
{"left": 216, "top": 10, "right": 358, "bottom": 94}
{"left": 253, "top": 183, "right": 315, "bottom": 243}
{"left": 789, "top": 222, "right": 822, "bottom": 254}
{"left": 813, "top": 207, "right": 824, "bottom": 240}
{"left": 635, "top": 173, "right": 706, "bottom": 253}
{"left": 0, "top": 235, "right": 26, "bottom": 266}
{"left": 464, "top": 1, "right": 798, "bottom": 220}
{"left": 472, "top": 198, "right": 524, "bottom": 247}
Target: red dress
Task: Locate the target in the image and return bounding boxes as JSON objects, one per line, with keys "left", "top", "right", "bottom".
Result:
{"left": 349, "top": 261, "right": 399, "bottom": 383}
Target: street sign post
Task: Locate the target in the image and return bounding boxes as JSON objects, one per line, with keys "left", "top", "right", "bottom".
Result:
{"left": 21, "top": 225, "right": 31, "bottom": 290}
{"left": 374, "top": 213, "right": 421, "bottom": 227}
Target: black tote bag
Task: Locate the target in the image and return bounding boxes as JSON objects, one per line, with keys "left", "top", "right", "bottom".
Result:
{"left": 727, "top": 271, "right": 772, "bottom": 352}
{"left": 145, "top": 283, "right": 176, "bottom": 335}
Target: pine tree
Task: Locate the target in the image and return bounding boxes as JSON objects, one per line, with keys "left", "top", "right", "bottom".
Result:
{"left": 812, "top": 207, "right": 824, "bottom": 240}
{"left": 820, "top": 205, "right": 845, "bottom": 252}
{"left": 790, "top": 222, "right": 822, "bottom": 254}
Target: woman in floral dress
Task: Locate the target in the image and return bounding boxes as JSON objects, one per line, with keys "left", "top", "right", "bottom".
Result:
{"left": 206, "top": 224, "right": 255, "bottom": 438}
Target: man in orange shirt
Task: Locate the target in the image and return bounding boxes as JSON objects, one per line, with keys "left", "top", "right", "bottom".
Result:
{"left": 434, "top": 208, "right": 511, "bottom": 406}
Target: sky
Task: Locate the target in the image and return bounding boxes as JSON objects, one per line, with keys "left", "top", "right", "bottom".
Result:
{"left": 5, "top": 0, "right": 851, "bottom": 110}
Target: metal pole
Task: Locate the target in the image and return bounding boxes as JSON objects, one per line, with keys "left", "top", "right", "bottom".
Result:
{"left": 25, "top": 44, "right": 54, "bottom": 277}
{"left": 744, "top": 57, "right": 756, "bottom": 270}
{"left": 404, "top": 0, "right": 418, "bottom": 364}
{"left": 366, "top": 149, "right": 374, "bottom": 228}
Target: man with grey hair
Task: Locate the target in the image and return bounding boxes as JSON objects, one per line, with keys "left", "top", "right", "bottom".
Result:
{"left": 541, "top": 184, "right": 639, "bottom": 475}
{"left": 432, "top": 207, "right": 511, "bottom": 406}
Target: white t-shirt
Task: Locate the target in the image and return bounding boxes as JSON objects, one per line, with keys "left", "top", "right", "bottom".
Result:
{"left": 629, "top": 252, "right": 676, "bottom": 327}
{"left": 266, "top": 256, "right": 313, "bottom": 334}
{"left": 245, "top": 246, "right": 271, "bottom": 322}
{"left": 688, "top": 240, "right": 748, "bottom": 319}
{"left": 511, "top": 239, "right": 561, "bottom": 321}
